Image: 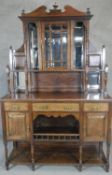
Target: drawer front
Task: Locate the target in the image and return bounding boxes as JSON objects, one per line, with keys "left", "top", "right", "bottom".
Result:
{"left": 84, "top": 103, "right": 108, "bottom": 112}
{"left": 32, "top": 103, "right": 79, "bottom": 112}
{"left": 4, "top": 102, "right": 28, "bottom": 111}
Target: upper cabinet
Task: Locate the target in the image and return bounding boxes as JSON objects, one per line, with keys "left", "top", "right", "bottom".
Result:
{"left": 7, "top": 4, "right": 108, "bottom": 95}
{"left": 19, "top": 5, "right": 93, "bottom": 71}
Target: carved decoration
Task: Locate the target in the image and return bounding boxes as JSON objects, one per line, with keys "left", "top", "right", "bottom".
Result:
{"left": 20, "top": 5, "right": 90, "bottom": 18}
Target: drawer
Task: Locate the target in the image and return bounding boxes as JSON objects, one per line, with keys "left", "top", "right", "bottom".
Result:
{"left": 84, "top": 103, "right": 108, "bottom": 112}
{"left": 4, "top": 102, "right": 28, "bottom": 111}
{"left": 32, "top": 103, "right": 79, "bottom": 112}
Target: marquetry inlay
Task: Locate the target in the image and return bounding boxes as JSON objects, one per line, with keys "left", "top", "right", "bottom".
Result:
{"left": 84, "top": 103, "right": 108, "bottom": 112}
{"left": 4, "top": 102, "right": 28, "bottom": 111}
{"left": 32, "top": 103, "right": 79, "bottom": 112}
{"left": 8, "top": 112, "right": 25, "bottom": 118}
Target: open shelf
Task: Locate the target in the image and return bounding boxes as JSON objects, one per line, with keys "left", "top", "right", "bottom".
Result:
{"left": 8, "top": 143, "right": 107, "bottom": 169}
{"left": 33, "top": 133, "right": 79, "bottom": 142}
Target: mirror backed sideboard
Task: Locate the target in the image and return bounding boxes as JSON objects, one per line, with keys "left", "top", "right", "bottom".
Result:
{"left": 1, "top": 4, "right": 112, "bottom": 171}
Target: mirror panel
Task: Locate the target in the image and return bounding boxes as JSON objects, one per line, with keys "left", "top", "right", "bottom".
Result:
{"left": 73, "top": 22, "right": 84, "bottom": 69}
{"left": 15, "top": 72, "right": 25, "bottom": 90}
{"left": 62, "top": 32, "right": 67, "bottom": 67}
{"left": 87, "top": 72, "right": 100, "bottom": 91}
{"left": 29, "top": 23, "right": 38, "bottom": 69}
{"left": 51, "top": 32, "right": 61, "bottom": 67}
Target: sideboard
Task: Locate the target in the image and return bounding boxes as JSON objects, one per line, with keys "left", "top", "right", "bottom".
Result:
{"left": 1, "top": 92, "right": 112, "bottom": 171}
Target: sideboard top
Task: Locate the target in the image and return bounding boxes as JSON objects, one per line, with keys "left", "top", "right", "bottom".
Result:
{"left": 1, "top": 92, "right": 112, "bottom": 102}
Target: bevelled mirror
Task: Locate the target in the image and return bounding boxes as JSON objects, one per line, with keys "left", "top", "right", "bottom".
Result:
{"left": 87, "top": 72, "right": 100, "bottom": 91}
{"left": 73, "top": 21, "right": 84, "bottom": 69}
{"left": 28, "top": 23, "right": 38, "bottom": 69}
{"left": 15, "top": 72, "right": 25, "bottom": 90}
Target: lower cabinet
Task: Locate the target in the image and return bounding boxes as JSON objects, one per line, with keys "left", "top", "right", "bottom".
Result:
{"left": 1, "top": 101, "right": 111, "bottom": 171}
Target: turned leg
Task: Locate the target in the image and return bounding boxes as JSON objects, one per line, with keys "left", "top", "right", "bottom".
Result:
{"left": 31, "top": 144, "right": 35, "bottom": 171}
{"left": 98, "top": 142, "right": 103, "bottom": 157}
{"left": 79, "top": 144, "right": 83, "bottom": 171}
{"left": 4, "top": 141, "right": 9, "bottom": 170}
{"left": 105, "top": 142, "right": 110, "bottom": 172}
{"left": 13, "top": 141, "right": 18, "bottom": 149}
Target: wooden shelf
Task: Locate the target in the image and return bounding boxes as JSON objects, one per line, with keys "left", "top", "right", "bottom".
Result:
{"left": 8, "top": 143, "right": 107, "bottom": 168}
{"left": 28, "top": 69, "right": 85, "bottom": 73}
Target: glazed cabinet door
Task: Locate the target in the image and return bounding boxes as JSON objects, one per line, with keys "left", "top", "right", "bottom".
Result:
{"left": 42, "top": 21, "right": 70, "bottom": 70}
{"left": 83, "top": 112, "right": 107, "bottom": 141}
{"left": 5, "top": 112, "right": 30, "bottom": 140}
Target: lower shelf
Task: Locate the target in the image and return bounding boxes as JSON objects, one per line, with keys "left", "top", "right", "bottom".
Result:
{"left": 8, "top": 142, "right": 107, "bottom": 168}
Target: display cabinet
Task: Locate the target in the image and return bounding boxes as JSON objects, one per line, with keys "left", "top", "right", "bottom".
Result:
{"left": 1, "top": 3, "right": 112, "bottom": 171}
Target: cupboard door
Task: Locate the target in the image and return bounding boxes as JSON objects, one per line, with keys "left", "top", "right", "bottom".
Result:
{"left": 83, "top": 113, "right": 107, "bottom": 141}
{"left": 6, "top": 112, "right": 30, "bottom": 140}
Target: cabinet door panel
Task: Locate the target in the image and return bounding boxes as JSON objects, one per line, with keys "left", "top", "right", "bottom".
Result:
{"left": 6, "top": 112, "right": 30, "bottom": 140}
{"left": 84, "top": 113, "right": 107, "bottom": 141}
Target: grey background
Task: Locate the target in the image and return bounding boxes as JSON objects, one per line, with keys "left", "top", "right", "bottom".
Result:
{"left": 0, "top": 1, "right": 112, "bottom": 173}
{"left": 0, "top": 0, "right": 112, "bottom": 97}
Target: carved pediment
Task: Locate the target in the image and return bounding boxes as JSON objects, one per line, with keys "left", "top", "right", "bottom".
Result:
{"left": 20, "top": 5, "right": 91, "bottom": 19}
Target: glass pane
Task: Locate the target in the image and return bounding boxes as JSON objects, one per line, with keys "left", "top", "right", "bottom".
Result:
{"left": 44, "top": 23, "right": 68, "bottom": 69}
{"left": 16, "top": 72, "right": 25, "bottom": 90}
{"left": 73, "top": 22, "right": 84, "bottom": 69}
{"left": 51, "top": 25, "right": 61, "bottom": 30}
{"left": 45, "top": 32, "right": 50, "bottom": 63}
{"left": 87, "top": 72, "right": 100, "bottom": 90}
{"left": 29, "top": 23, "right": 38, "bottom": 69}
{"left": 52, "top": 32, "right": 61, "bottom": 67}
{"left": 62, "top": 32, "right": 67, "bottom": 67}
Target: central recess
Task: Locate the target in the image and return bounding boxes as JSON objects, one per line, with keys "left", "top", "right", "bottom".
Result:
{"left": 33, "top": 115, "right": 80, "bottom": 141}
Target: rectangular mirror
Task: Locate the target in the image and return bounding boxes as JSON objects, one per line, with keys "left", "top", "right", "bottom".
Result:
{"left": 29, "top": 23, "right": 38, "bottom": 69}
{"left": 88, "top": 54, "right": 101, "bottom": 67}
{"left": 15, "top": 72, "right": 25, "bottom": 90}
{"left": 73, "top": 22, "right": 84, "bottom": 69}
{"left": 87, "top": 72, "right": 100, "bottom": 91}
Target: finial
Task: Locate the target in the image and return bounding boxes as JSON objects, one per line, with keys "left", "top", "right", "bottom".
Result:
{"left": 50, "top": 2, "right": 61, "bottom": 12}
{"left": 21, "top": 9, "right": 25, "bottom": 15}
{"left": 53, "top": 2, "right": 58, "bottom": 10}
{"left": 87, "top": 8, "right": 91, "bottom": 15}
